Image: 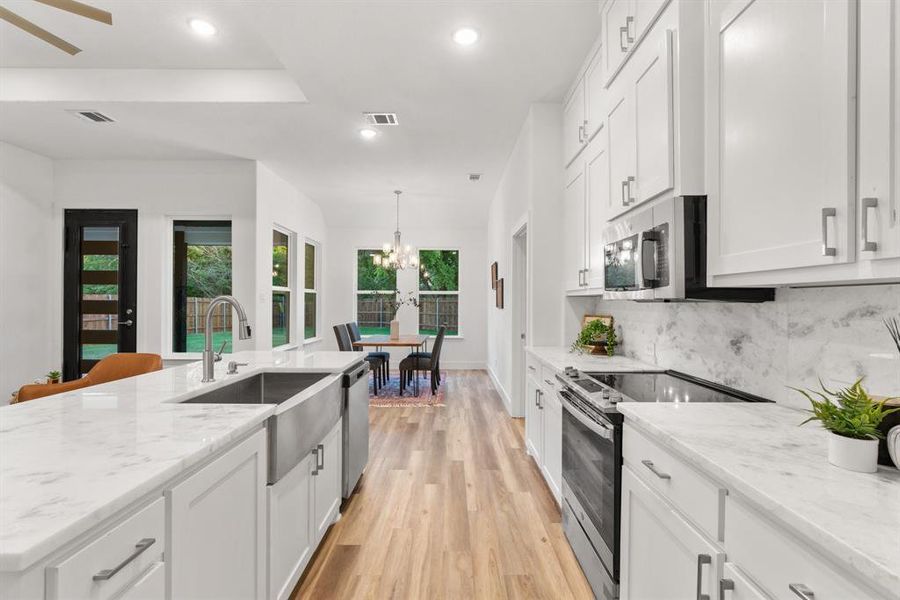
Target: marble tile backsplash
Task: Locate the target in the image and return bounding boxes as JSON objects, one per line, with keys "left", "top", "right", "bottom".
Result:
{"left": 594, "top": 284, "right": 900, "bottom": 409}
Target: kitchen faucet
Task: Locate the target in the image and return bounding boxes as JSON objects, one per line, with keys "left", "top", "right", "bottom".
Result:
{"left": 202, "top": 295, "right": 252, "bottom": 382}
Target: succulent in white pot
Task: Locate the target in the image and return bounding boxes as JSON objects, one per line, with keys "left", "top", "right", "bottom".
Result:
{"left": 794, "top": 379, "right": 899, "bottom": 473}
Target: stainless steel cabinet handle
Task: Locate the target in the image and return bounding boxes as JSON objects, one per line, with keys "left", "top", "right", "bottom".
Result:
{"left": 861, "top": 197, "right": 878, "bottom": 251}
{"left": 719, "top": 578, "right": 734, "bottom": 600}
{"left": 641, "top": 459, "right": 671, "bottom": 480}
{"left": 93, "top": 538, "right": 155, "bottom": 581}
{"left": 118, "top": 319, "right": 134, "bottom": 327}
{"left": 538, "top": 390, "right": 544, "bottom": 410}
{"left": 696, "top": 554, "right": 712, "bottom": 600}
{"left": 626, "top": 175, "right": 636, "bottom": 204}
{"left": 821, "top": 207, "right": 837, "bottom": 256}
{"left": 317, "top": 443, "right": 325, "bottom": 471}
{"left": 535, "top": 389, "right": 540, "bottom": 407}
{"left": 577, "top": 124, "right": 584, "bottom": 144}
{"left": 625, "top": 15, "right": 635, "bottom": 43}
{"left": 619, "top": 25, "right": 628, "bottom": 52}
{"left": 789, "top": 584, "right": 815, "bottom": 600}
{"left": 582, "top": 119, "right": 589, "bottom": 140}
{"left": 544, "top": 379, "right": 554, "bottom": 386}
{"left": 311, "top": 447, "right": 319, "bottom": 475}
{"left": 528, "top": 365, "right": 536, "bottom": 372}
{"left": 621, "top": 180, "right": 629, "bottom": 206}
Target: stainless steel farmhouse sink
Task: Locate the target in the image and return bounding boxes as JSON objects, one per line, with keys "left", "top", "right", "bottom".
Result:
{"left": 180, "top": 371, "right": 343, "bottom": 484}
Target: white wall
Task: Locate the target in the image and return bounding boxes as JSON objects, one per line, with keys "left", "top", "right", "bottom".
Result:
{"left": 486, "top": 104, "right": 565, "bottom": 414}
{"left": 323, "top": 226, "right": 487, "bottom": 369}
{"left": 0, "top": 142, "right": 55, "bottom": 399}
{"left": 52, "top": 159, "right": 258, "bottom": 362}
{"left": 254, "top": 163, "right": 327, "bottom": 351}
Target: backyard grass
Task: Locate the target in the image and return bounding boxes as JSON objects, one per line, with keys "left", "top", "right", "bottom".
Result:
{"left": 81, "top": 331, "right": 233, "bottom": 360}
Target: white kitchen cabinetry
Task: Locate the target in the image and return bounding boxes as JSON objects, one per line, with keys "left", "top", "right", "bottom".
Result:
{"left": 524, "top": 356, "right": 562, "bottom": 504}
{"left": 565, "top": 135, "right": 609, "bottom": 293}
{"left": 525, "top": 371, "right": 543, "bottom": 466}
{"left": 705, "top": 0, "right": 859, "bottom": 281}
{"left": 564, "top": 165, "right": 587, "bottom": 292}
{"left": 167, "top": 429, "right": 267, "bottom": 600}
{"left": 268, "top": 454, "right": 314, "bottom": 600}
{"left": 620, "top": 465, "right": 723, "bottom": 600}
{"left": 858, "top": 0, "right": 900, "bottom": 264}
{"left": 719, "top": 563, "right": 769, "bottom": 600}
{"left": 563, "top": 78, "right": 587, "bottom": 166}
{"left": 602, "top": 0, "right": 670, "bottom": 85}
{"left": 312, "top": 419, "right": 342, "bottom": 543}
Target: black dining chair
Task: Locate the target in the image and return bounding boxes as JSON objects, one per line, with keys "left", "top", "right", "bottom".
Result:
{"left": 346, "top": 322, "right": 389, "bottom": 385}
{"left": 399, "top": 326, "right": 446, "bottom": 395}
{"left": 334, "top": 323, "right": 383, "bottom": 393}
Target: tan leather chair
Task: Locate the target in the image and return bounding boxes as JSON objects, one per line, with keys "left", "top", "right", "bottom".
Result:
{"left": 14, "top": 353, "right": 163, "bottom": 403}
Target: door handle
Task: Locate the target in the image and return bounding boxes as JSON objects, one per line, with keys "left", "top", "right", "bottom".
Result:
{"left": 582, "top": 119, "right": 589, "bottom": 140}
{"left": 93, "top": 538, "right": 156, "bottom": 581}
{"left": 538, "top": 390, "right": 544, "bottom": 410}
{"left": 821, "top": 207, "right": 837, "bottom": 256}
{"left": 577, "top": 124, "right": 584, "bottom": 144}
{"left": 642, "top": 459, "right": 671, "bottom": 480}
{"left": 789, "top": 584, "right": 815, "bottom": 600}
{"left": 625, "top": 15, "right": 635, "bottom": 43}
{"left": 317, "top": 443, "right": 325, "bottom": 471}
{"left": 311, "top": 447, "right": 319, "bottom": 475}
{"left": 696, "top": 554, "right": 712, "bottom": 600}
{"left": 718, "top": 579, "right": 734, "bottom": 600}
{"left": 621, "top": 180, "right": 629, "bottom": 206}
{"left": 535, "top": 389, "right": 540, "bottom": 407}
{"left": 619, "top": 25, "right": 628, "bottom": 52}
{"left": 118, "top": 319, "right": 133, "bottom": 327}
{"left": 626, "top": 175, "right": 636, "bottom": 204}
{"left": 861, "top": 197, "right": 878, "bottom": 251}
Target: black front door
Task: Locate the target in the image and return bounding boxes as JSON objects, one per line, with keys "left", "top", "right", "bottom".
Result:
{"left": 63, "top": 210, "right": 138, "bottom": 381}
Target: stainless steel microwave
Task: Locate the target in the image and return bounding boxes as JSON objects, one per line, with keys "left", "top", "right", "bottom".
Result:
{"left": 602, "top": 197, "right": 774, "bottom": 302}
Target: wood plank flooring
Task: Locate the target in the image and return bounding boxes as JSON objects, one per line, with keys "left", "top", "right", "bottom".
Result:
{"left": 292, "top": 370, "right": 593, "bottom": 599}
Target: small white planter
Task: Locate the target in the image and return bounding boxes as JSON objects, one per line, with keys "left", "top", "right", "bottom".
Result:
{"left": 389, "top": 319, "right": 400, "bottom": 340}
{"left": 827, "top": 432, "right": 878, "bottom": 473}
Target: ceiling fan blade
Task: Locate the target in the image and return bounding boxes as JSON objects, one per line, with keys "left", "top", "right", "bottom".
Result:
{"left": 0, "top": 6, "right": 81, "bottom": 54}
{"left": 33, "top": 0, "right": 111, "bottom": 25}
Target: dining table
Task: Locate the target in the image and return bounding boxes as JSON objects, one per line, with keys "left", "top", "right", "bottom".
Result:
{"left": 352, "top": 334, "right": 429, "bottom": 396}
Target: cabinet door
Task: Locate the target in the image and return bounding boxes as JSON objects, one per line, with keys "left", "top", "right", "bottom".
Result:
{"left": 719, "top": 563, "right": 769, "bottom": 600}
{"left": 706, "top": 0, "right": 856, "bottom": 277}
{"left": 268, "top": 454, "right": 314, "bottom": 600}
{"left": 118, "top": 562, "right": 165, "bottom": 600}
{"left": 584, "top": 47, "right": 605, "bottom": 141}
{"left": 540, "top": 383, "right": 562, "bottom": 504}
{"left": 858, "top": 0, "right": 900, "bottom": 261}
{"left": 585, "top": 135, "right": 609, "bottom": 288}
{"left": 525, "top": 374, "right": 543, "bottom": 463}
{"left": 606, "top": 84, "right": 636, "bottom": 220}
{"left": 168, "top": 429, "right": 267, "bottom": 600}
{"left": 564, "top": 79, "right": 587, "bottom": 166}
{"left": 620, "top": 466, "right": 724, "bottom": 600}
{"left": 604, "top": 0, "right": 632, "bottom": 82}
{"left": 633, "top": 29, "right": 673, "bottom": 204}
{"left": 312, "top": 420, "right": 342, "bottom": 543}
{"left": 632, "top": 0, "right": 668, "bottom": 42}
{"left": 564, "top": 165, "right": 587, "bottom": 290}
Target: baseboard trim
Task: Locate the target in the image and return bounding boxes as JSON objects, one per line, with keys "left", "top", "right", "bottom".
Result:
{"left": 487, "top": 366, "right": 512, "bottom": 416}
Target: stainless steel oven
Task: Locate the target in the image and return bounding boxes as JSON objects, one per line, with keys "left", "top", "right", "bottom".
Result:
{"left": 559, "top": 385, "right": 621, "bottom": 599}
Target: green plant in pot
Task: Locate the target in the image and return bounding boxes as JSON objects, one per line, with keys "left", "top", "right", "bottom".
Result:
{"left": 571, "top": 319, "right": 618, "bottom": 357}
{"left": 794, "top": 378, "right": 899, "bottom": 473}
{"left": 46, "top": 370, "right": 61, "bottom": 384}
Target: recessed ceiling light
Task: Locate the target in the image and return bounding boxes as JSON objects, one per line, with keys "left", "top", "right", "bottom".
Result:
{"left": 188, "top": 18, "right": 217, "bottom": 37}
{"left": 452, "top": 27, "right": 479, "bottom": 46}
{"left": 359, "top": 128, "right": 378, "bottom": 140}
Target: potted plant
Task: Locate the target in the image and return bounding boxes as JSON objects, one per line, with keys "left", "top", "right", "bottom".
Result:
{"left": 384, "top": 291, "right": 419, "bottom": 340}
{"left": 571, "top": 318, "right": 618, "bottom": 357}
{"left": 794, "top": 378, "right": 899, "bottom": 473}
{"left": 46, "top": 370, "right": 61, "bottom": 384}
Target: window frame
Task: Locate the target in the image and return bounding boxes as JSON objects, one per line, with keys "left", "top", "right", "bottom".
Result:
{"left": 416, "top": 247, "right": 461, "bottom": 339}
{"left": 272, "top": 226, "right": 294, "bottom": 350}
{"left": 163, "top": 215, "right": 234, "bottom": 359}
{"left": 354, "top": 247, "right": 397, "bottom": 337}
{"left": 303, "top": 238, "right": 321, "bottom": 344}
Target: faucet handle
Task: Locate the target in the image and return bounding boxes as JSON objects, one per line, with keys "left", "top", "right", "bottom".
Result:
{"left": 214, "top": 341, "right": 227, "bottom": 362}
{"left": 226, "top": 361, "right": 248, "bottom": 375}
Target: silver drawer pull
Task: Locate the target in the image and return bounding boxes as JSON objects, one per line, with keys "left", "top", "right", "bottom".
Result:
{"left": 641, "top": 459, "right": 671, "bottom": 480}
{"left": 789, "top": 584, "right": 815, "bottom": 600}
{"left": 619, "top": 25, "right": 628, "bottom": 52}
{"left": 627, "top": 175, "right": 636, "bottom": 204}
{"left": 317, "top": 443, "right": 325, "bottom": 471}
{"left": 719, "top": 578, "right": 734, "bottom": 600}
{"left": 625, "top": 15, "right": 635, "bottom": 43}
{"left": 528, "top": 365, "right": 536, "bottom": 372}
{"left": 312, "top": 447, "right": 320, "bottom": 475}
{"left": 544, "top": 379, "right": 554, "bottom": 386}
{"left": 821, "top": 207, "right": 837, "bottom": 256}
{"left": 861, "top": 197, "right": 878, "bottom": 251}
{"left": 621, "top": 179, "right": 629, "bottom": 206}
{"left": 93, "top": 538, "right": 156, "bottom": 581}
{"left": 696, "top": 554, "right": 711, "bottom": 600}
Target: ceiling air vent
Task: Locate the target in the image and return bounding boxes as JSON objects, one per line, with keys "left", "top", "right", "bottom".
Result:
{"left": 468, "top": 173, "right": 482, "bottom": 182}
{"left": 363, "top": 112, "right": 399, "bottom": 126}
{"left": 68, "top": 110, "right": 115, "bottom": 123}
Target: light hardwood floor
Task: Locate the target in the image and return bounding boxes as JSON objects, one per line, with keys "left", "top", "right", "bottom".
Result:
{"left": 292, "top": 370, "right": 593, "bottom": 599}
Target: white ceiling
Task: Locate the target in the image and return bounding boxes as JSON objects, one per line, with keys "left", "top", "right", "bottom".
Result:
{"left": 0, "top": 0, "right": 601, "bottom": 227}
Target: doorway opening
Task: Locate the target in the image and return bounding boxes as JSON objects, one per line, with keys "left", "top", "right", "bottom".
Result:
{"left": 510, "top": 220, "right": 528, "bottom": 417}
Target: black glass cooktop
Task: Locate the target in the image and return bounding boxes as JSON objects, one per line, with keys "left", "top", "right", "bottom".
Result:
{"left": 585, "top": 371, "right": 771, "bottom": 404}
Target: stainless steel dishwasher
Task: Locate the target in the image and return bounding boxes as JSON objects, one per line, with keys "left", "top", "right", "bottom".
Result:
{"left": 342, "top": 361, "right": 370, "bottom": 498}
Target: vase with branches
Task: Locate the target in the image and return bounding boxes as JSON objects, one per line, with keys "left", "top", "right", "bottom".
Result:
{"left": 384, "top": 291, "right": 419, "bottom": 339}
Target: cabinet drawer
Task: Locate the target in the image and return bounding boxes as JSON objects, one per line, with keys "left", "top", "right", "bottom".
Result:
{"left": 721, "top": 562, "right": 769, "bottom": 600}
{"left": 540, "top": 364, "right": 559, "bottom": 392}
{"left": 47, "top": 497, "right": 165, "bottom": 600}
{"left": 623, "top": 424, "right": 724, "bottom": 541}
{"left": 725, "top": 497, "right": 878, "bottom": 600}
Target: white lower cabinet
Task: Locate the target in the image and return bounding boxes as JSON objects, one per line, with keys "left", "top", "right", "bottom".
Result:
{"left": 620, "top": 465, "right": 723, "bottom": 600}
{"left": 267, "top": 454, "right": 313, "bottom": 600}
{"left": 524, "top": 358, "right": 563, "bottom": 504}
{"left": 117, "top": 561, "right": 166, "bottom": 600}
{"left": 719, "top": 563, "right": 769, "bottom": 600}
{"left": 167, "top": 429, "right": 267, "bottom": 600}
{"left": 525, "top": 372, "right": 543, "bottom": 466}
{"left": 312, "top": 419, "right": 343, "bottom": 543}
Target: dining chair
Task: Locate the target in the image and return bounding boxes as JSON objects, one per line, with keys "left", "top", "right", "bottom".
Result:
{"left": 399, "top": 326, "right": 446, "bottom": 395}
{"left": 333, "top": 323, "right": 383, "bottom": 393}
{"left": 15, "top": 353, "right": 163, "bottom": 403}
{"left": 346, "top": 322, "right": 389, "bottom": 384}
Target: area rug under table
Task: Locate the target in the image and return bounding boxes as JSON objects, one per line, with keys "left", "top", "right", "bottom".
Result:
{"left": 369, "top": 374, "right": 446, "bottom": 407}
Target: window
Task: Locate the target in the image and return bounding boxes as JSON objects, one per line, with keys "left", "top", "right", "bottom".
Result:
{"left": 272, "top": 230, "right": 291, "bottom": 347}
{"left": 418, "top": 249, "right": 459, "bottom": 336}
{"left": 356, "top": 249, "right": 396, "bottom": 335}
{"left": 304, "top": 241, "right": 318, "bottom": 340}
{"left": 172, "top": 220, "right": 232, "bottom": 353}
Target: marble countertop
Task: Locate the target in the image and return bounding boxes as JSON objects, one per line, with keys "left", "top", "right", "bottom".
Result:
{"left": 617, "top": 402, "right": 900, "bottom": 596}
{"left": 526, "top": 346, "right": 661, "bottom": 373}
{"left": 0, "top": 349, "right": 366, "bottom": 572}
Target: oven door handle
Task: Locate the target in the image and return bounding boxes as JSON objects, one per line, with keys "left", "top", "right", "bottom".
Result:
{"left": 559, "top": 390, "right": 614, "bottom": 440}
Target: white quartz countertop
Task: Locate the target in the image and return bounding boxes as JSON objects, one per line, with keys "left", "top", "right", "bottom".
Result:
{"left": 0, "top": 349, "right": 365, "bottom": 572}
{"left": 526, "top": 346, "right": 661, "bottom": 373}
{"left": 617, "top": 402, "right": 900, "bottom": 597}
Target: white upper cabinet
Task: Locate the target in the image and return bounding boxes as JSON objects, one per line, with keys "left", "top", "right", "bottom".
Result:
{"left": 706, "top": 0, "right": 859, "bottom": 281}
{"left": 564, "top": 78, "right": 587, "bottom": 166}
{"left": 584, "top": 46, "right": 606, "bottom": 142}
{"left": 586, "top": 133, "right": 609, "bottom": 288}
{"left": 858, "top": 0, "right": 900, "bottom": 263}
{"left": 606, "top": 84, "right": 636, "bottom": 220}
{"left": 603, "top": 0, "right": 670, "bottom": 86}
{"left": 633, "top": 30, "right": 673, "bottom": 205}
{"left": 564, "top": 164, "right": 588, "bottom": 291}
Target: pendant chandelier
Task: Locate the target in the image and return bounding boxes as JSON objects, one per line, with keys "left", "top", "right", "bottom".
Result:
{"left": 373, "top": 190, "right": 419, "bottom": 270}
